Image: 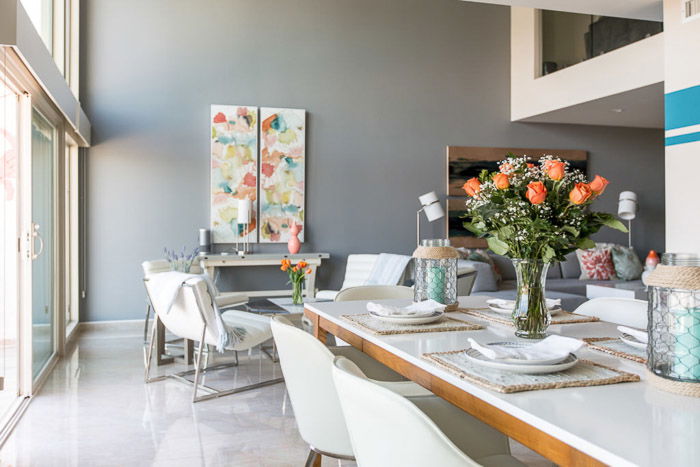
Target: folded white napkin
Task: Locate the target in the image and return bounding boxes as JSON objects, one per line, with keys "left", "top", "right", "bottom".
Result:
{"left": 468, "top": 335, "right": 583, "bottom": 361}
{"left": 367, "top": 299, "right": 445, "bottom": 317}
{"left": 618, "top": 326, "right": 648, "bottom": 344}
{"left": 487, "top": 298, "right": 561, "bottom": 310}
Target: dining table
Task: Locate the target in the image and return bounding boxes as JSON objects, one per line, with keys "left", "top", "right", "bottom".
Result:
{"left": 303, "top": 295, "right": 700, "bottom": 467}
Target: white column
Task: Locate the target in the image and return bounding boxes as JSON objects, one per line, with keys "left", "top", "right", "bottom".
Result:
{"left": 664, "top": 0, "right": 700, "bottom": 255}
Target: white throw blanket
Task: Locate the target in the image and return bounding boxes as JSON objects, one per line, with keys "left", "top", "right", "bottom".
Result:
{"left": 147, "top": 271, "right": 245, "bottom": 352}
{"left": 468, "top": 335, "right": 583, "bottom": 361}
{"left": 365, "top": 253, "right": 412, "bottom": 286}
{"left": 367, "top": 299, "right": 445, "bottom": 317}
{"left": 618, "top": 326, "right": 648, "bottom": 344}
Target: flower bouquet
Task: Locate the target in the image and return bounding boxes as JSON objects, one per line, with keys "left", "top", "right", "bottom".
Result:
{"left": 281, "top": 259, "right": 312, "bottom": 305}
{"left": 461, "top": 154, "right": 626, "bottom": 338}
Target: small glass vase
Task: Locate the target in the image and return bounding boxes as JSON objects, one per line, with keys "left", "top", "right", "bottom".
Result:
{"left": 512, "top": 259, "right": 551, "bottom": 339}
{"left": 291, "top": 280, "right": 304, "bottom": 305}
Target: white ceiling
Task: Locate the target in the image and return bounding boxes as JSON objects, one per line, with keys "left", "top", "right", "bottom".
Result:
{"left": 516, "top": 83, "right": 664, "bottom": 128}
{"left": 462, "top": 0, "right": 663, "bottom": 21}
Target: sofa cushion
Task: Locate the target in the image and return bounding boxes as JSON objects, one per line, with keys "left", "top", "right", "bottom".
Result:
{"left": 561, "top": 252, "right": 581, "bottom": 279}
{"left": 611, "top": 246, "right": 643, "bottom": 281}
{"left": 458, "top": 259, "right": 498, "bottom": 292}
{"left": 576, "top": 247, "right": 617, "bottom": 280}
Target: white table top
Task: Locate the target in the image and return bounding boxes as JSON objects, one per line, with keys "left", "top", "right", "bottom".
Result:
{"left": 305, "top": 295, "right": 700, "bottom": 467}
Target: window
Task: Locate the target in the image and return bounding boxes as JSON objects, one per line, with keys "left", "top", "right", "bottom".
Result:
{"left": 20, "top": 0, "right": 79, "bottom": 98}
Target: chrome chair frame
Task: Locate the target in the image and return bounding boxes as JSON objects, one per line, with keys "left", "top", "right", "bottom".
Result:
{"left": 143, "top": 281, "right": 283, "bottom": 403}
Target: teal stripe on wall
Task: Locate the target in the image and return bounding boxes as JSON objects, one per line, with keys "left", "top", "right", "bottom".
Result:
{"left": 665, "top": 131, "right": 700, "bottom": 146}
{"left": 665, "top": 85, "right": 700, "bottom": 131}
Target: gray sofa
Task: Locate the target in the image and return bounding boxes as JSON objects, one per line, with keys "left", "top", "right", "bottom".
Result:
{"left": 462, "top": 252, "right": 643, "bottom": 312}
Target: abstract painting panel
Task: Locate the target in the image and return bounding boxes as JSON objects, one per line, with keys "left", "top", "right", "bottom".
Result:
{"left": 259, "top": 108, "right": 306, "bottom": 243}
{"left": 210, "top": 105, "right": 258, "bottom": 243}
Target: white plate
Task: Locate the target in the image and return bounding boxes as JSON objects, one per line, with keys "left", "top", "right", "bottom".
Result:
{"left": 464, "top": 345, "right": 578, "bottom": 374}
{"left": 487, "top": 304, "right": 562, "bottom": 316}
{"left": 473, "top": 341, "right": 570, "bottom": 365}
{"left": 369, "top": 310, "right": 444, "bottom": 325}
{"left": 619, "top": 333, "right": 647, "bottom": 350}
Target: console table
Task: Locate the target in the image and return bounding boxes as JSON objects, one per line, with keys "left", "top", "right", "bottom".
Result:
{"left": 198, "top": 252, "right": 330, "bottom": 298}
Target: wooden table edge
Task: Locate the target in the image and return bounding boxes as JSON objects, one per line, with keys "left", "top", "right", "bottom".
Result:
{"left": 304, "top": 307, "right": 606, "bottom": 467}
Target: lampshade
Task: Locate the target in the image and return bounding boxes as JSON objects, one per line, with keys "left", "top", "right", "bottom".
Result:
{"left": 237, "top": 198, "right": 251, "bottom": 223}
{"left": 418, "top": 191, "right": 445, "bottom": 222}
{"left": 618, "top": 191, "right": 638, "bottom": 220}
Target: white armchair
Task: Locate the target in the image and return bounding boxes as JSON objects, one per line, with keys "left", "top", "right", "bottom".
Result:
{"left": 332, "top": 356, "right": 525, "bottom": 467}
{"left": 141, "top": 259, "right": 247, "bottom": 342}
{"left": 271, "top": 315, "right": 431, "bottom": 465}
{"left": 144, "top": 272, "right": 282, "bottom": 402}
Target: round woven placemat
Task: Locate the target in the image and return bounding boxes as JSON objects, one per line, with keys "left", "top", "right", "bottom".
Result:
{"left": 645, "top": 265, "right": 700, "bottom": 290}
{"left": 412, "top": 246, "right": 459, "bottom": 259}
{"left": 647, "top": 370, "right": 700, "bottom": 397}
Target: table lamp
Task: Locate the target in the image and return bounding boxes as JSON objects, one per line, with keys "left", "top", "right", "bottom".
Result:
{"left": 618, "top": 191, "right": 637, "bottom": 248}
{"left": 417, "top": 191, "right": 445, "bottom": 246}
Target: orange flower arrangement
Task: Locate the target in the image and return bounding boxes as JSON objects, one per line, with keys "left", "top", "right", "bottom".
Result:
{"left": 461, "top": 154, "right": 626, "bottom": 261}
{"left": 281, "top": 259, "right": 312, "bottom": 304}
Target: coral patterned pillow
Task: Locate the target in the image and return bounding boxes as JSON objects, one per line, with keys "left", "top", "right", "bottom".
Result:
{"left": 576, "top": 247, "right": 617, "bottom": 280}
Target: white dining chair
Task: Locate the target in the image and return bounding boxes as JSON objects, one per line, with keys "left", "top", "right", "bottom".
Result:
{"left": 141, "top": 259, "right": 247, "bottom": 342}
{"left": 144, "top": 273, "right": 281, "bottom": 402}
{"left": 317, "top": 254, "right": 412, "bottom": 300}
{"left": 573, "top": 297, "right": 648, "bottom": 328}
{"left": 332, "top": 356, "right": 525, "bottom": 467}
{"left": 271, "top": 315, "right": 435, "bottom": 466}
{"left": 334, "top": 285, "right": 414, "bottom": 301}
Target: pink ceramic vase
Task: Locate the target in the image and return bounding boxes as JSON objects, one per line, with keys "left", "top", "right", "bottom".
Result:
{"left": 287, "top": 224, "right": 302, "bottom": 254}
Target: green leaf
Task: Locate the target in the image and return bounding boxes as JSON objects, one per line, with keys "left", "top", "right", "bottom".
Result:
{"left": 561, "top": 226, "right": 579, "bottom": 236}
{"left": 600, "top": 216, "right": 628, "bottom": 232}
{"left": 542, "top": 245, "right": 556, "bottom": 263}
{"left": 487, "top": 236, "right": 509, "bottom": 256}
{"left": 576, "top": 237, "right": 596, "bottom": 250}
{"left": 463, "top": 222, "right": 485, "bottom": 236}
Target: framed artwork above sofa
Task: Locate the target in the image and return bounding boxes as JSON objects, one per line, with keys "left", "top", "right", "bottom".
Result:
{"left": 446, "top": 146, "right": 588, "bottom": 247}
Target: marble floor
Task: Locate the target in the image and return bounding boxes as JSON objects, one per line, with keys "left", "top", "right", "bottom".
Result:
{"left": 0, "top": 322, "right": 552, "bottom": 466}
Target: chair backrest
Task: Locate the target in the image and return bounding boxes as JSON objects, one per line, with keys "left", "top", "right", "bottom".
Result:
{"left": 144, "top": 273, "right": 221, "bottom": 346}
{"left": 270, "top": 316, "right": 354, "bottom": 457}
{"left": 331, "top": 356, "right": 479, "bottom": 467}
{"left": 335, "top": 285, "right": 414, "bottom": 302}
{"left": 142, "top": 259, "right": 203, "bottom": 278}
{"left": 574, "top": 297, "right": 648, "bottom": 328}
{"left": 340, "top": 254, "right": 379, "bottom": 289}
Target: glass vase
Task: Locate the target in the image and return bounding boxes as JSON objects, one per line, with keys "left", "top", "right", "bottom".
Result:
{"left": 512, "top": 259, "right": 551, "bottom": 339}
{"left": 291, "top": 280, "right": 304, "bottom": 305}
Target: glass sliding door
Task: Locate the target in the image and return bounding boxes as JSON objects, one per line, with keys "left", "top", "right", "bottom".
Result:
{"left": 30, "top": 110, "right": 55, "bottom": 379}
{"left": 0, "top": 67, "right": 21, "bottom": 419}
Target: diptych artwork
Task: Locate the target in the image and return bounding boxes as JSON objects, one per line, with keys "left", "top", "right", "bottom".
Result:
{"left": 210, "top": 105, "right": 259, "bottom": 243}
{"left": 259, "top": 108, "right": 306, "bottom": 243}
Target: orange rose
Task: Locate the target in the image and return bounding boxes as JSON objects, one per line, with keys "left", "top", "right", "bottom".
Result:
{"left": 525, "top": 181, "right": 547, "bottom": 205}
{"left": 569, "top": 182, "right": 592, "bottom": 205}
{"left": 280, "top": 265, "right": 289, "bottom": 272}
{"left": 298, "top": 261, "right": 308, "bottom": 268}
{"left": 526, "top": 162, "right": 535, "bottom": 169}
{"left": 305, "top": 268, "right": 312, "bottom": 274}
{"left": 588, "top": 175, "right": 609, "bottom": 195}
{"left": 543, "top": 160, "right": 565, "bottom": 181}
{"left": 492, "top": 173, "right": 509, "bottom": 190}
{"left": 462, "top": 177, "right": 482, "bottom": 197}
{"left": 292, "top": 266, "right": 299, "bottom": 272}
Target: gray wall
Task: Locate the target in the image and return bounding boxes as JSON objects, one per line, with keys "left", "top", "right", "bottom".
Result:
{"left": 81, "top": 0, "right": 665, "bottom": 321}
